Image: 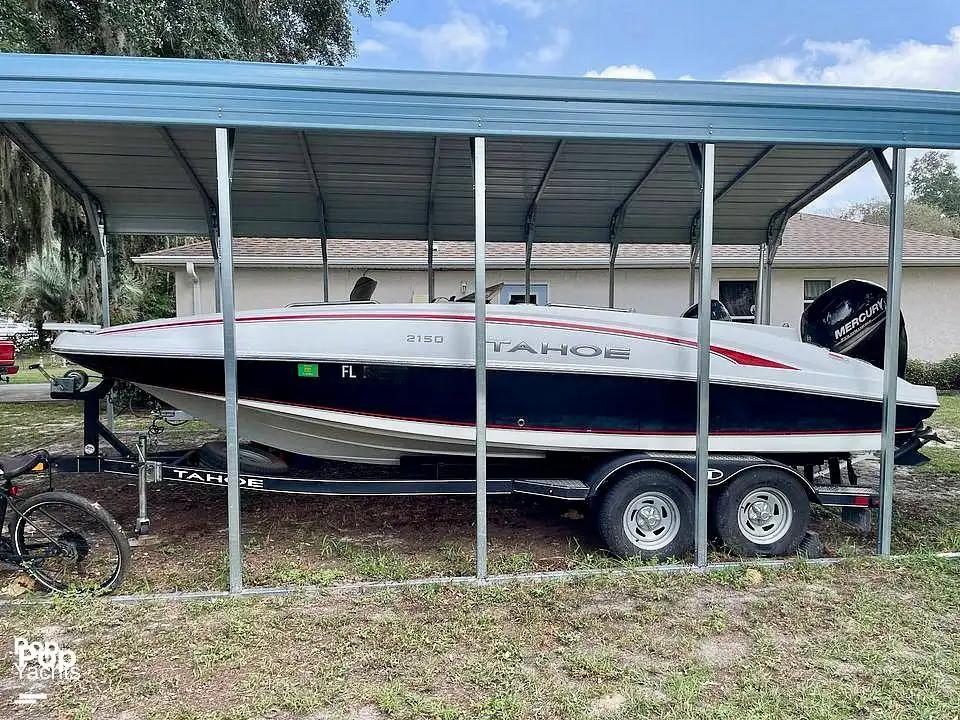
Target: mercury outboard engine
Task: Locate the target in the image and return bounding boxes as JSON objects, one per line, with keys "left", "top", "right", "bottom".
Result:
{"left": 800, "top": 279, "right": 907, "bottom": 377}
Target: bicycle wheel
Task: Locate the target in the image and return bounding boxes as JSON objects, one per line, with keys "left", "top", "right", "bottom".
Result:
{"left": 9, "top": 491, "right": 131, "bottom": 593}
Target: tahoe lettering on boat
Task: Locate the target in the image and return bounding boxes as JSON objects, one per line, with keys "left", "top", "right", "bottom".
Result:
{"left": 486, "top": 339, "right": 630, "bottom": 360}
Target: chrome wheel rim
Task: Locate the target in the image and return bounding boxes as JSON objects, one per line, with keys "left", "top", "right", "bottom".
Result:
{"left": 737, "top": 488, "right": 793, "bottom": 545}
{"left": 622, "top": 492, "right": 681, "bottom": 551}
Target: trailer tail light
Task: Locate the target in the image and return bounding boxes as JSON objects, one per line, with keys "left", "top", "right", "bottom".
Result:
{"left": 852, "top": 496, "right": 870, "bottom": 507}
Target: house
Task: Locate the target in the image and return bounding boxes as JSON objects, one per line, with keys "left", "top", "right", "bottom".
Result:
{"left": 135, "top": 213, "right": 960, "bottom": 361}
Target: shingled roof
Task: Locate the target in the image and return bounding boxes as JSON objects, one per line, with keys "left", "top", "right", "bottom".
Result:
{"left": 135, "top": 214, "right": 960, "bottom": 270}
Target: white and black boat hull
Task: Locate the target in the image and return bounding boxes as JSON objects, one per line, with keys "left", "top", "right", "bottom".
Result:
{"left": 53, "top": 304, "right": 939, "bottom": 465}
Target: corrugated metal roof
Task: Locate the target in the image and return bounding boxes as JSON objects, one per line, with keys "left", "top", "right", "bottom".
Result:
{"left": 134, "top": 214, "right": 960, "bottom": 269}
{"left": 3, "top": 54, "right": 960, "bottom": 246}
{"left": 4, "top": 54, "right": 960, "bottom": 145}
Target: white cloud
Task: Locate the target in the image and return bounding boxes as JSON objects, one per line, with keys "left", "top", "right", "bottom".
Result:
{"left": 494, "top": 0, "right": 547, "bottom": 18}
{"left": 584, "top": 64, "right": 656, "bottom": 80}
{"left": 356, "top": 38, "right": 388, "bottom": 54}
{"left": 374, "top": 11, "right": 507, "bottom": 70}
{"left": 725, "top": 26, "right": 960, "bottom": 90}
{"left": 521, "top": 27, "right": 571, "bottom": 68}
{"left": 721, "top": 26, "right": 960, "bottom": 213}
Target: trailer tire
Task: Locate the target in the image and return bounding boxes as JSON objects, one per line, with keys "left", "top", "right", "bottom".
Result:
{"left": 198, "top": 441, "right": 288, "bottom": 476}
{"left": 713, "top": 469, "right": 810, "bottom": 558}
{"left": 596, "top": 469, "right": 694, "bottom": 561}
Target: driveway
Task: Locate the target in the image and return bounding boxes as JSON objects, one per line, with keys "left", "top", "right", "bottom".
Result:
{"left": 0, "top": 383, "right": 51, "bottom": 402}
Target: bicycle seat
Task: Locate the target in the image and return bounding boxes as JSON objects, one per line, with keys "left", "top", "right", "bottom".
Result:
{"left": 0, "top": 450, "right": 48, "bottom": 479}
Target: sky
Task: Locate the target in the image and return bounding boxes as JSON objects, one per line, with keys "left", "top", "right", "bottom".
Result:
{"left": 349, "top": 0, "right": 960, "bottom": 213}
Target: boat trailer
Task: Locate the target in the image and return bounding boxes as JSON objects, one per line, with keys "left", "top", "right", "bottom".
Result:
{"left": 47, "top": 377, "right": 884, "bottom": 540}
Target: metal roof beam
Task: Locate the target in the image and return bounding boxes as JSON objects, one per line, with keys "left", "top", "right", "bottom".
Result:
{"left": 608, "top": 142, "right": 675, "bottom": 243}
{"left": 427, "top": 137, "right": 440, "bottom": 302}
{"left": 766, "top": 148, "right": 873, "bottom": 247}
{"left": 716, "top": 144, "right": 778, "bottom": 203}
{"left": 871, "top": 147, "right": 894, "bottom": 198}
{"left": 686, "top": 143, "right": 704, "bottom": 186}
{"left": 689, "top": 144, "right": 777, "bottom": 242}
{"left": 3, "top": 122, "right": 114, "bottom": 329}
{"left": 298, "top": 131, "right": 330, "bottom": 301}
{"left": 686, "top": 143, "right": 705, "bottom": 242}
{"left": 159, "top": 127, "right": 218, "bottom": 239}
{"left": 79, "top": 194, "right": 104, "bottom": 249}
{"left": 524, "top": 139, "right": 565, "bottom": 234}
{"left": 524, "top": 139, "right": 565, "bottom": 302}
{"left": 2, "top": 122, "right": 97, "bottom": 206}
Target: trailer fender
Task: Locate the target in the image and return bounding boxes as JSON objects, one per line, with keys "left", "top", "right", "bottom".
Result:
{"left": 585, "top": 452, "right": 693, "bottom": 505}
{"left": 585, "top": 452, "right": 817, "bottom": 504}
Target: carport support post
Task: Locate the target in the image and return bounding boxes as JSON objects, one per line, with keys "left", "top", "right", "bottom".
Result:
{"left": 210, "top": 230, "right": 222, "bottom": 313}
{"left": 427, "top": 137, "right": 440, "bottom": 303}
{"left": 878, "top": 147, "right": 906, "bottom": 556}
{"left": 608, "top": 239, "right": 619, "bottom": 308}
{"left": 754, "top": 244, "right": 767, "bottom": 325}
{"left": 81, "top": 195, "right": 114, "bottom": 429}
{"left": 473, "top": 137, "right": 488, "bottom": 580}
{"left": 216, "top": 127, "right": 243, "bottom": 593}
{"left": 98, "top": 226, "right": 115, "bottom": 430}
{"left": 760, "top": 241, "right": 777, "bottom": 324}
{"left": 695, "top": 144, "right": 715, "bottom": 568}
{"left": 688, "top": 244, "right": 699, "bottom": 306}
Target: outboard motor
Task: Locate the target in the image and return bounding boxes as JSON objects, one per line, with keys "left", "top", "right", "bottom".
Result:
{"left": 800, "top": 279, "right": 907, "bottom": 377}
{"left": 681, "top": 299, "right": 732, "bottom": 321}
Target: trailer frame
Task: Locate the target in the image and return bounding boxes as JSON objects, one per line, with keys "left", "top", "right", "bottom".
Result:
{"left": 47, "top": 377, "right": 881, "bottom": 546}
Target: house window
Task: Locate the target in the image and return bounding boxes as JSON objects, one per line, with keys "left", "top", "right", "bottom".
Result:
{"left": 718, "top": 280, "right": 757, "bottom": 323}
{"left": 499, "top": 283, "right": 549, "bottom": 305}
{"left": 803, "top": 279, "right": 832, "bottom": 311}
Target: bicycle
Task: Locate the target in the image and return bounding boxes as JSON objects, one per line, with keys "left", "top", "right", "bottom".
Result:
{"left": 0, "top": 450, "right": 131, "bottom": 593}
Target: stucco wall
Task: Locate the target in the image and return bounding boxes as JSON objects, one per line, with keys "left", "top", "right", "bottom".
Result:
{"left": 172, "top": 264, "right": 960, "bottom": 361}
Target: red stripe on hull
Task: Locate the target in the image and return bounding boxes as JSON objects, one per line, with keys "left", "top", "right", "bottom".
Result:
{"left": 98, "top": 311, "right": 797, "bottom": 369}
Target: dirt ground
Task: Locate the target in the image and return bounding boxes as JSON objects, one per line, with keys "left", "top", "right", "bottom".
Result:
{"left": 1, "top": 397, "right": 957, "bottom": 594}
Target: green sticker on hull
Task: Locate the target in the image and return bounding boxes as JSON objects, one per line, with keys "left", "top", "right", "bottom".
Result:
{"left": 297, "top": 363, "right": 319, "bottom": 378}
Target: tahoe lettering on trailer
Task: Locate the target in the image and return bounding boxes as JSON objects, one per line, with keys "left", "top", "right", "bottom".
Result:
{"left": 169, "top": 467, "right": 265, "bottom": 489}
{"left": 487, "top": 339, "right": 630, "bottom": 360}
{"left": 833, "top": 297, "right": 885, "bottom": 342}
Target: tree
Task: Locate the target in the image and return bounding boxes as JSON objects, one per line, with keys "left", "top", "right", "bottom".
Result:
{"left": 0, "top": 265, "right": 16, "bottom": 317}
{"left": 0, "top": 0, "right": 391, "bottom": 319}
{"left": 17, "top": 245, "right": 86, "bottom": 338}
{"left": 0, "top": 1, "right": 389, "bottom": 64}
{"left": 836, "top": 198, "right": 960, "bottom": 237}
{"left": 907, "top": 151, "right": 960, "bottom": 220}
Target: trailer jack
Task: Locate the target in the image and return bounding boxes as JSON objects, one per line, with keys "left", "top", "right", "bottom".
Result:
{"left": 134, "top": 434, "right": 162, "bottom": 536}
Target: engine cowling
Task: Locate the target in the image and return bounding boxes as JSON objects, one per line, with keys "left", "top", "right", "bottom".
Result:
{"left": 800, "top": 278, "right": 907, "bottom": 377}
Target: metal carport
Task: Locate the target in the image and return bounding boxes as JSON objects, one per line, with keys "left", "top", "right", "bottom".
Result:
{"left": 2, "top": 53, "right": 959, "bottom": 593}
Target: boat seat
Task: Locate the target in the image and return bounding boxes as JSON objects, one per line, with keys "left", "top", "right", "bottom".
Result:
{"left": 0, "top": 450, "right": 48, "bottom": 479}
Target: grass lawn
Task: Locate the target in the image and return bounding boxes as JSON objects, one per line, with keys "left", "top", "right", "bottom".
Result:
{"left": 1, "top": 558, "right": 958, "bottom": 719}
{"left": 0, "top": 396, "right": 957, "bottom": 718}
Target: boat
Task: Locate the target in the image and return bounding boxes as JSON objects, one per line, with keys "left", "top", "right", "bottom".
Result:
{"left": 51, "top": 280, "right": 938, "bottom": 466}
